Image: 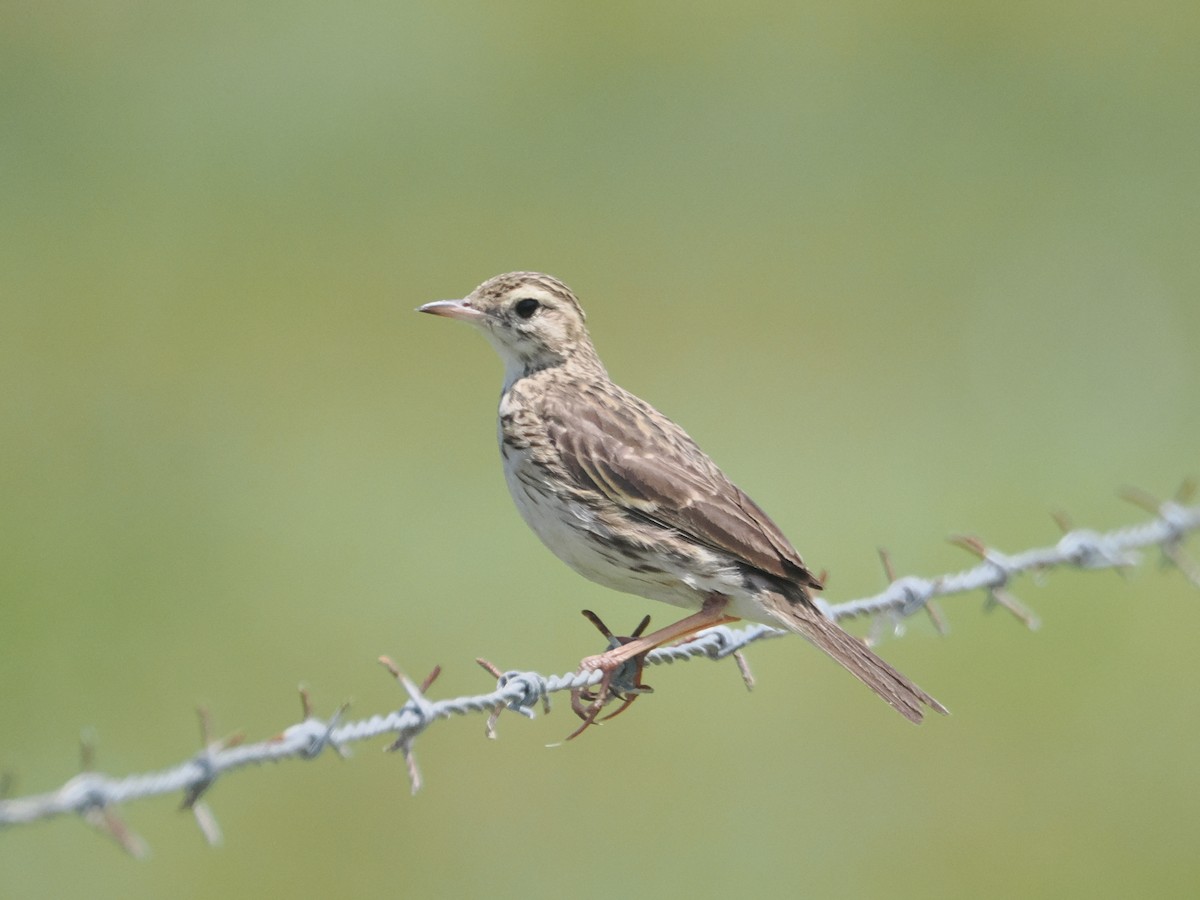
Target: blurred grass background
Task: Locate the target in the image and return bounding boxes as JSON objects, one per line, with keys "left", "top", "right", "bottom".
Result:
{"left": 2, "top": 1, "right": 1198, "bottom": 897}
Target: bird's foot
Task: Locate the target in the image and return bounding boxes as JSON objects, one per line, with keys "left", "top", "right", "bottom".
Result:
{"left": 566, "top": 611, "right": 654, "bottom": 740}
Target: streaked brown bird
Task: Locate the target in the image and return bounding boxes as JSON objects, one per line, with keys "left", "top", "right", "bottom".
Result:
{"left": 419, "top": 272, "right": 946, "bottom": 725}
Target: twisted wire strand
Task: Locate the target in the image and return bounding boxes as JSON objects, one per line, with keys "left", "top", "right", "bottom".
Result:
{"left": 1, "top": 497, "right": 1197, "bottom": 851}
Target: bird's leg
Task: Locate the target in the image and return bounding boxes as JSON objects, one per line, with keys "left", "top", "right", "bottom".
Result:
{"left": 580, "top": 595, "right": 736, "bottom": 672}
{"left": 567, "top": 596, "right": 737, "bottom": 739}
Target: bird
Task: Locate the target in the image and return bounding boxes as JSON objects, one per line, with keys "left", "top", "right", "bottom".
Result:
{"left": 418, "top": 272, "right": 946, "bottom": 726}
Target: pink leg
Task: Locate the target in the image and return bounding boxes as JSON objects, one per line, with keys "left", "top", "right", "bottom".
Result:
{"left": 580, "top": 595, "right": 737, "bottom": 672}
{"left": 566, "top": 596, "right": 737, "bottom": 739}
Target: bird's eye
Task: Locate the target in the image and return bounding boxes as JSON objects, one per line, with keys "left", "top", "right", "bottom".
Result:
{"left": 514, "top": 298, "right": 540, "bottom": 319}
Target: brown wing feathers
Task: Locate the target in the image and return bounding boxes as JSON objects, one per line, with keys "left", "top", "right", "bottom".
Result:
{"left": 544, "top": 383, "right": 820, "bottom": 589}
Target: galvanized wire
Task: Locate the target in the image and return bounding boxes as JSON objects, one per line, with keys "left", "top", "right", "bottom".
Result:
{"left": 1, "top": 493, "right": 1197, "bottom": 853}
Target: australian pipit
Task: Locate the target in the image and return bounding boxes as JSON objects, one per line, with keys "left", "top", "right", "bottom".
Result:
{"left": 419, "top": 272, "right": 946, "bottom": 725}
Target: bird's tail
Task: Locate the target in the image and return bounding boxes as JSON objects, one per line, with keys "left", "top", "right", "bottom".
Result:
{"left": 764, "top": 597, "right": 947, "bottom": 724}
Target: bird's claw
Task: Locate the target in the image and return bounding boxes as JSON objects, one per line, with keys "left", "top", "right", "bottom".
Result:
{"left": 566, "top": 611, "right": 654, "bottom": 739}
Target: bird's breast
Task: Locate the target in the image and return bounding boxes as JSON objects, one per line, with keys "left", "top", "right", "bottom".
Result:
{"left": 495, "top": 393, "right": 756, "bottom": 614}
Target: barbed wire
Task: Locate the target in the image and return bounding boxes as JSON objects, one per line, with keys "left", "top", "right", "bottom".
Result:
{"left": 1, "top": 486, "right": 1197, "bottom": 855}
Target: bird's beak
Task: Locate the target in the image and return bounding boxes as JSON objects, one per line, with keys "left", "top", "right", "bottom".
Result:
{"left": 417, "top": 299, "right": 486, "bottom": 323}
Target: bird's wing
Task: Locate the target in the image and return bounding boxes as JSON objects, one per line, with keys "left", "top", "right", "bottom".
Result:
{"left": 542, "top": 382, "right": 822, "bottom": 590}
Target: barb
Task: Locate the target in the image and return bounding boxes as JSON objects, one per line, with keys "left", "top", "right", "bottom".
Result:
{"left": 1, "top": 494, "right": 1197, "bottom": 847}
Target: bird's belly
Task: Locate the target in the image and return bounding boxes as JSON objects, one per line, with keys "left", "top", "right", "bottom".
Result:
{"left": 501, "top": 452, "right": 751, "bottom": 615}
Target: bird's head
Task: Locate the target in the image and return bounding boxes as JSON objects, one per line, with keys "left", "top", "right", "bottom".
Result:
{"left": 419, "top": 272, "right": 604, "bottom": 384}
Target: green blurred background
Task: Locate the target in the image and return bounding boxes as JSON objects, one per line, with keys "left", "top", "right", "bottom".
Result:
{"left": 2, "top": 2, "right": 1198, "bottom": 897}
